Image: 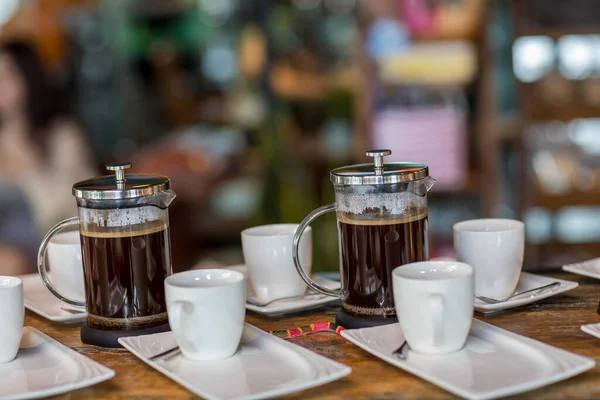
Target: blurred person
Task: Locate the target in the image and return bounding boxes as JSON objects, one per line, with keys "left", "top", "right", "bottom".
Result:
{"left": 0, "top": 40, "right": 95, "bottom": 274}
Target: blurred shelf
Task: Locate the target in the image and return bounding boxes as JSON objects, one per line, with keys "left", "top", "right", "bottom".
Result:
{"left": 429, "top": 170, "right": 481, "bottom": 196}
{"left": 516, "top": 26, "right": 600, "bottom": 39}
{"left": 497, "top": 115, "right": 522, "bottom": 142}
{"left": 526, "top": 104, "right": 600, "bottom": 122}
{"left": 531, "top": 189, "right": 600, "bottom": 211}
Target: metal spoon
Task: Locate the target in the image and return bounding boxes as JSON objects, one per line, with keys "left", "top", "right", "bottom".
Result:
{"left": 475, "top": 281, "right": 560, "bottom": 304}
{"left": 148, "top": 346, "right": 180, "bottom": 361}
{"left": 392, "top": 340, "right": 410, "bottom": 360}
{"left": 60, "top": 307, "right": 85, "bottom": 314}
{"left": 246, "top": 293, "right": 326, "bottom": 307}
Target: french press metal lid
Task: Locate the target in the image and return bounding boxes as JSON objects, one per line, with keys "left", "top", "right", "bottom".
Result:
{"left": 330, "top": 149, "right": 429, "bottom": 185}
{"left": 72, "top": 162, "right": 171, "bottom": 200}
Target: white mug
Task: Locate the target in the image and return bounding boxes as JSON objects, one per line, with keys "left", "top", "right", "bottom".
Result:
{"left": 165, "top": 269, "right": 246, "bottom": 361}
{"left": 241, "top": 224, "right": 312, "bottom": 302}
{"left": 393, "top": 261, "right": 474, "bottom": 355}
{"left": 46, "top": 230, "right": 85, "bottom": 302}
{"left": 453, "top": 218, "right": 524, "bottom": 299}
{"left": 0, "top": 276, "right": 24, "bottom": 363}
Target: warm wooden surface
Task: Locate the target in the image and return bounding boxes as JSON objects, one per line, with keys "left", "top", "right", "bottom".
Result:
{"left": 26, "top": 272, "right": 600, "bottom": 399}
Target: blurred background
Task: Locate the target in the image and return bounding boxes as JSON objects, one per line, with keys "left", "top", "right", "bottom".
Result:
{"left": 1, "top": 0, "right": 599, "bottom": 274}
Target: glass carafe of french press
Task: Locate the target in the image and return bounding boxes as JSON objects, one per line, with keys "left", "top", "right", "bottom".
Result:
{"left": 37, "top": 162, "right": 176, "bottom": 347}
{"left": 293, "top": 150, "right": 435, "bottom": 329}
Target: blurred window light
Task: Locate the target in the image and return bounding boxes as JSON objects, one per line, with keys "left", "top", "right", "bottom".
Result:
{"left": 592, "top": 35, "right": 600, "bottom": 74}
{"left": 324, "top": 0, "right": 355, "bottom": 14}
{"left": 366, "top": 18, "right": 410, "bottom": 61}
{"left": 524, "top": 207, "right": 552, "bottom": 244}
{"left": 322, "top": 14, "right": 356, "bottom": 49}
{"left": 569, "top": 118, "right": 600, "bottom": 154}
{"left": 198, "top": 0, "right": 235, "bottom": 26}
{"left": 322, "top": 119, "right": 353, "bottom": 160}
{"left": 202, "top": 44, "right": 237, "bottom": 85}
{"left": 0, "top": 0, "right": 19, "bottom": 25}
{"left": 292, "top": 0, "right": 321, "bottom": 11}
{"left": 512, "top": 36, "right": 554, "bottom": 83}
{"left": 556, "top": 207, "right": 600, "bottom": 243}
{"left": 558, "top": 35, "right": 594, "bottom": 80}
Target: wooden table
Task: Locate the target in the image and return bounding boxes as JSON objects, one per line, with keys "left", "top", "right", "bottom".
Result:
{"left": 26, "top": 272, "right": 600, "bottom": 399}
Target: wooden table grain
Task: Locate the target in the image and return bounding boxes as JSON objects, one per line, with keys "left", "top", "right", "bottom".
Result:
{"left": 25, "top": 272, "right": 600, "bottom": 399}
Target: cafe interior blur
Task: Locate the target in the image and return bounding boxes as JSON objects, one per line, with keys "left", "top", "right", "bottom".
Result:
{"left": 1, "top": 0, "right": 599, "bottom": 275}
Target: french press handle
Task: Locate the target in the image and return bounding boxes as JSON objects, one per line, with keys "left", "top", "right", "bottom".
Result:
{"left": 292, "top": 204, "right": 340, "bottom": 297}
{"left": 37, "top": 217, "right": 86, "bottom": 308}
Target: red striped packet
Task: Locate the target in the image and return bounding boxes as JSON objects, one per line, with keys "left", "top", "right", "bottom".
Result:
{"left": 267, "top": 322, "right": 345, "bottom": 339}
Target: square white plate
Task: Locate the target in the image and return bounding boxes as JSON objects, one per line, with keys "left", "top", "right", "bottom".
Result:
{"left": 474, "top": 272, "right": 578, "bottom": 312}
{"left": 581, "top": 323, "right": 600, "bottom": 339}
{"left": 342, "top": 320, "right": 594, "bottom": 400}
{"left": 0, "top": 327, "right": 114, "bottom": 400}
{"left": 563, "top": 258, "right": 600, "bottom": 280}
{"left": 18, "top": 274, "right": 86, "bottom": 323}
{"left": 119, "top": 323, "right": 351, "bottom": 400}
{"left": 226, "top": 265, "right": 340, "bottom": 316}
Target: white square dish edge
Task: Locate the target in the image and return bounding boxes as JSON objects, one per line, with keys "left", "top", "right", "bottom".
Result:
{"left": 474, "top": 273, "right": 578, "bottom": 312}
{"left": 0, "top": 327, "right": 115, "bottom": 400}
{"left": 581, "top": 323, "right": 600, "bottom": 339}
{"left": 341, "top": 320, "right": 595, "bottom": 400}
{"left": 118, "top": 323, "right": 351, "bottom": 400}
{"left": 19, "top": 274, "right": 86, "bottom": 323}
{"left": 563, "top": 258, "right": 600, "bottom": 280}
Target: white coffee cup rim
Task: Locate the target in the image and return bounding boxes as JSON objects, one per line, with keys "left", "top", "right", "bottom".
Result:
{"left": 453, "top": 218, "right": 524, "bottom": 233}
{"left": 393, "top": 261, "right": 473, "bottom": 282}
{"left": 241, "top": 223, "right": 311, "bottom": 237}
{"left": 0, "top": 276, "right": 22, "bottom": 289}
{"left": 49, "top": 230, "right": 80, "bottom": 246}
{"left": 166, "top": 269, "right": 244, "bottom": 289}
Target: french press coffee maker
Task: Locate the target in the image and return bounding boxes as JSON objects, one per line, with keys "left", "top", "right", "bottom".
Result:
{"left": 37, "top": 162, "right": 176, "bottom": 347}
{"left": 293, "top": 150, "right": 435, "bottom": 329}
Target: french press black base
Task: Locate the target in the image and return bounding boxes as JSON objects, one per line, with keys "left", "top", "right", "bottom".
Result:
{"left": 81, "top": 323, "right": 171, "bottom": 348}
{"left": 335, "top": 309, "right": 398, "bottom": 330}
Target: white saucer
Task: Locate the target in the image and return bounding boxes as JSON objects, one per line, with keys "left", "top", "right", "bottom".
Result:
{"left": 563, "top": 258, "right": 600, "bottom": 280}
{"left": 119, "top": 323, "right": 351, "bottom": 400}
{"left": 342, "top": 320, "right": 594, "bottom": 400}
{"left": 474, "top": 272, "right": 578, "bottom": 312}
{"left": 581, "top": 323, "right": 600, "bottom": 339}
{"left": 18, "top": 274, "right": 86, "bottom": 323}
{"left": 225, "top": 265, "right": 340, "bottom": 316}
{"left": 0, "top": 327, "right": 114, "bottom": 400}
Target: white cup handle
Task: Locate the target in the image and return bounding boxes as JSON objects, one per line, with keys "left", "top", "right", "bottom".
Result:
{"left": 169, "top": 300, "right": 197, "bottom": 353}
{"left": 430, "top": 294, "right": 445, "bottom": 347}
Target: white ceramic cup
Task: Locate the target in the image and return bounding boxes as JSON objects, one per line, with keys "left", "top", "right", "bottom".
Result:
{"left": 0, "top": 276, "right": 24, "bottom": 363}
{"left": 165, "top": 269, "right": 246, "bottom": 361}
{"left": 46, "top": 230, "right": 85, "bottom": 302}
{"left": 241, "top": 224, "right": 312, "bottom": 302}
{"left": 453, "top": 218, "right": 525, "bottom": 299}
{"left": 393, "top": 261, "right": 474, "bottom": 355}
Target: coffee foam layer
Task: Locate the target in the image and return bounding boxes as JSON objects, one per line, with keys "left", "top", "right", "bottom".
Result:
{"left": 335, "top": 191, "right": 427, "bottom": 215}
{"left": 337, "top": 210, "right": 427, "bottom": 225}
{"left": 80, "top": 221, "right": 168, "bottom": 238}
{"left": 80, "top": 206, "right": 165, "bottom": 228}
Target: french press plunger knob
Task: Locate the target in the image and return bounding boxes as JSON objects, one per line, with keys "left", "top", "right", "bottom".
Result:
{"left": 366, "top": 149, "right": 391, "bottom": 176}
{"left": 106, "top": 161, "right": 132, "bottom": 186}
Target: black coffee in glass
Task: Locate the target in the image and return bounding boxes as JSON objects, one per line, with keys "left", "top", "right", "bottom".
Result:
{"left": 337, "top": 208, "right": 429, "bottom": 318}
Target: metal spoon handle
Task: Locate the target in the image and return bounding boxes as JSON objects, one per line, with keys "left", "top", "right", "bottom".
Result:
{"left": 148, "top": 346, "right": 180, "bottom": 361}
{"left": 392, "top": 340, "right": 410, "bottom": 360}
{"left": 510, "top": 281, "right": 560, "bottom": 299}
{"left": 247, "top": 293, "right": 325, "bottom": 307}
